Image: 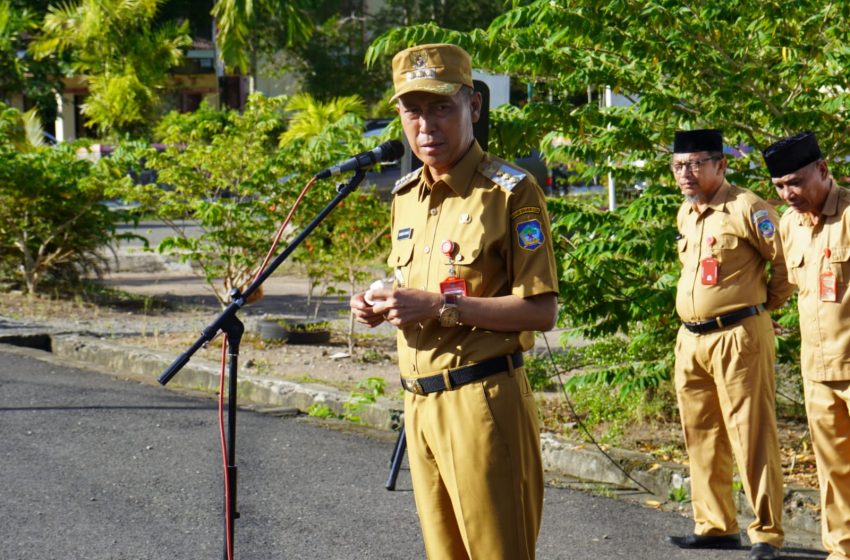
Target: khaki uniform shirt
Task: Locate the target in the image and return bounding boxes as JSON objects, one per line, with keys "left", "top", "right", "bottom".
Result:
{"left": 780, "top": 182, "right": 850, "bottom": 382}
{"left": 676, "top": 180, "right": 793, "bottom": 321}
{"left": 388, "top": 141, "right": 558, "bottom": 377}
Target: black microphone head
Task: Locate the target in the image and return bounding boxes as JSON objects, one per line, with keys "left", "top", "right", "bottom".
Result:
{"left": 379, "top": 140, "right": 405, "bottom": 162}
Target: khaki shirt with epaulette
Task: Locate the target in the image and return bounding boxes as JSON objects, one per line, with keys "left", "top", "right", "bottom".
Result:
{"left": 676, "top": 180, "right": 793, "bottom": 322}
{"left": 388, "top": 141, "right": 558, "bottom": 377}
{"left": 780, "top": 182, "right": 850, "bottom": 382}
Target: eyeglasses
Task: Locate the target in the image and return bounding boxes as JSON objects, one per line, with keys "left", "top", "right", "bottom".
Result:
{"left": 670, "top": 156, "right": 720, "bottom": 175}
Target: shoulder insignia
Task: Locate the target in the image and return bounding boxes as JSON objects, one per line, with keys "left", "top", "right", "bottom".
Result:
{"left": 757, "top": 218, "right": 776, "bottom": 238}
{"left": 751, "top": 209, "right": 770, "bottom": 223}
{"left": 478, "top": 159, "right": 526, "bottom": 191}
{"left": 511, "top": 206, "right": 542, "bottom": 220}
{"left": 391, "top": 168, "right": 422, "bottom": 195}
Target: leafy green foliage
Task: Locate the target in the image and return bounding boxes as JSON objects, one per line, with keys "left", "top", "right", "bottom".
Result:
{"left": 540, "top": 188, "right": 680, "bottom": 393}
{"left": 112, "top": 91, "right": 389, "bottom": 332}
{"left": 30, "top": 0, "right": 191, "bottom": 138}
{"left": 115, "top": 94, "right": 290, "bottom": 305}
{"left": 0, "top": 1, "right": 60, "bottom": 123}
{"left": 668, "top": 482, "right": 690, "bottom": 503}
{"left": 0, "top": 104, "right": 47, "bottom": 151}
{"left": 342, "top": 376, "right": 386, "bottom": 423}
{"left": 292, "top": 0, "right": 509, "bottom": 105}
{"left": 274, "top": 93, "right": 390, "bottom": 349}
{"left": 289, "top": 13, "right": 391, "bottom": 105}
{"left": 213, "top": 0, "right": 313, "bottom": 75}
{"left": 367, "top": 1, "right": 850, "bottom": 194}
{"left": 366, "top": 3, "right": 841, "bottom": 397}
{"left": 306, "top": 402, "right": 337, "bottom": 419}
{"left": 0, "top": 106, "right": 134, "bottom": 293}
{"left": 538, "top": 380, "right": 671, "bottom": 445}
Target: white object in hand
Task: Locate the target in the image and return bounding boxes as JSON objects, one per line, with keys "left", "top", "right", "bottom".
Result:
{"left": 364, "top": 280, "right": 387, "bottom": 305}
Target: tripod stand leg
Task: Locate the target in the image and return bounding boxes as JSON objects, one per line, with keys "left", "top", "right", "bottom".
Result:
{"left": 385, "top": 427, "right": 406, "bottom": 491}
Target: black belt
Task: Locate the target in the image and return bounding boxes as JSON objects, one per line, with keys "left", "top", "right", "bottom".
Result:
{"left": 683, "top": 304, "right": 765, "bottom": 334}
{"left": 401, "top": 352, "right": 524, "bottom": 395}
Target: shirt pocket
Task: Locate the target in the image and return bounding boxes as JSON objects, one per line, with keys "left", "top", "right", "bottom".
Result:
{"left": 451, "top": 236, "right": 484, "bottom": 296}
{"left": 829, "top": 246, "right": 850, "bottom": 286}
{"left": 677, "top": 236, "right": 688, "bottom": 265}
{"left": 387, "top": 243, "right": 414, "bottom": 288}
{"left": 787, "top": 252, "right": 805, "bottom": 287}
{"left": 714, "top": 233, "right": 739, "bottom": 264}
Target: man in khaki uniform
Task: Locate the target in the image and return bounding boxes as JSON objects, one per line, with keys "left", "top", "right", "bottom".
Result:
{"left": 766, "top": 132, "right": 850, "bottom": 560}
{"left": 666, "top": 129, "right": 792, "bottom": 560}
{"left": 350, "top": 43, "right": 558, "bottom": 559}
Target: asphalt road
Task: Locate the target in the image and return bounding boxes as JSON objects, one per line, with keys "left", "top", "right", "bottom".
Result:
{"left": 0, "top": 346, "right": 827, "bottom": 560}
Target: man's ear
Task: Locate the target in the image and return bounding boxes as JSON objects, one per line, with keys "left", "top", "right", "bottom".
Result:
{"left": 470, "top": 91, "right": 483, "bottom": 124}
{"left": 817, "top": 159, "right": 829, "bottom": 180}
{"left": 716, "top": 156, "right": 728, "bottom": 175}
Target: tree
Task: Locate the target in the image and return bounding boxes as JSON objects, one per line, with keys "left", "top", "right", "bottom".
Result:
{"left": 212, "top": 0, "right": 313, "bottom": 78}
{"left": 290, "top": 0, "right": 509, "bottom": 105}
{"left": 365, "top": 0, "right": 850, "bottom": 391}
{"left": 115, "top": 95, "right": 290, "bottom": 306}
{"left": 276, "top": 92, "right": 390, "bottom": 350}
{"left": 367, "top": 1, "right": 850, "bottom": 194}
{"left": 30, "top": 0, "right": 191, "bottom": 138}
{"left": 114, "top": 92, "right": 391, "bottom": 355}
{"left": 0, "top": 1, "right": 61, "bottom": 124}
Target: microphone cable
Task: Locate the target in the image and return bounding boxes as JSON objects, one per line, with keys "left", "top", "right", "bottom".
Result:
{"left": 214, "top": 174, "right": 318, "bottom": 560}
{"left": 218, "top": 339, "right": 234, "bottom": 560}
{"left": 252, "top": 175, "right": 318, "bottom": 283}
{"left": 549, "top": 232, "right": 668, "bottom": 495}
{"left": 540, "top": 331, "right": 654, "bottom": 495}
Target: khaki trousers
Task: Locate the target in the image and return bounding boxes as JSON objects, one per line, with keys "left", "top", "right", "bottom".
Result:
{"left": 404, "top": 365, "right": 543, "bottom": 560}
{"left": 803, "top": 378, "right": 850, "bottom": 560}
{"left": 674, "top": 313, "right": 784, "bottom": 547}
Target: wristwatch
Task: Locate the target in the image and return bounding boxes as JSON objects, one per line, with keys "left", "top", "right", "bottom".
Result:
{"left": 438, "top": 293, "right": 461, "bottom": 327}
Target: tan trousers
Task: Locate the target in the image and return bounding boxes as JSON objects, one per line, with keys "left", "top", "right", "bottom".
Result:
{"left": 803, "top": 378, "right": 850, "bottom": 560}
{"left": 404, "top": 365, "right": 543, "bottom": 560}
{"left": 674, "top": 313, "right": 784, "bottom": 547}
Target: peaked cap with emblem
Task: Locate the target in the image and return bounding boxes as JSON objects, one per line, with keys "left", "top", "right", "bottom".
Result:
{"left": 673, "top": 129, "right": 724, "bottom": 153}
{"left": 762, "top": 131, "right": 823, "bottom": 178}
{"left": 391, "top": 43, "right": 474, "bottom": 101}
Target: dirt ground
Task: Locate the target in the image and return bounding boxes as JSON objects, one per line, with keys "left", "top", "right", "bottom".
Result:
{"left": 0, "top": 270, "right": 818, "bottom": 490}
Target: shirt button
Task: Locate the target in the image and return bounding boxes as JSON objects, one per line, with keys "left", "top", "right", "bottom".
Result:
{"left": 424, "top": 246, "right": 430, "bottom": 254}
{"left": 429, "top": 208, "right": 438, "bottom": 216}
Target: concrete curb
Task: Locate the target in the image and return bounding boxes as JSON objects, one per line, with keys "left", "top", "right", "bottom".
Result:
{"left": 47, "top": 334, "right": 403, "bottom": 431}
{"left": 0, "top": 329, "right": 824, "bottom": 541}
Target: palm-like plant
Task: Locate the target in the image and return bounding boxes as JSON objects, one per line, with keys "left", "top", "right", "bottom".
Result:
{"left": 212, "top": 0, "right": 313, "bottom": 76}
{"left": 0, "top": 104, "right": 47, "bottom": 151}
{"left": 30, "top": 0, "right": 191, "bottom": 138}
{"left": 280, "top": 93, "right": 364, "bottom": 142}
{"left": 0, "top": 0, "right": 33, "bottom": 94}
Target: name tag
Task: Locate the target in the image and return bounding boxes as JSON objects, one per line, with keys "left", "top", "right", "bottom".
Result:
{"left": 701, "top": 257, "right": 718, "bottom": 286}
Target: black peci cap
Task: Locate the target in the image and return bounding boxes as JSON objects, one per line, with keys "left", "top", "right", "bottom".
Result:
{"left": 673, "top": 129, "right": 723, "bottom": 154}
{"left": 762, "top": 132, "right": 823, "bottom": 178}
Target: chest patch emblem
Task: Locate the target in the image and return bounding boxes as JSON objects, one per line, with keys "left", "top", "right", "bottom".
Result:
{"left": 397, "top": 227, "right": 413, "bottom": 240}
{"left": 516, "top": 219, "right": 544, "bottom": 251}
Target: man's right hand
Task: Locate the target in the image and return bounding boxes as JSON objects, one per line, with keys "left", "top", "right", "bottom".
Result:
{"left": 350, "top": 292, "right": 386, "bottom": 328}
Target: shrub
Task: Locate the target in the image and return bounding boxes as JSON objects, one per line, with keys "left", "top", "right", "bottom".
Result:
{"left": 0, "top": 140, "right": 133, "bottom": 294}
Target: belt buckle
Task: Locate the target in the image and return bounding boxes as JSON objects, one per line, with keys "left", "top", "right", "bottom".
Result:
{"left": 404, "top": 378, "right": 424, "bottom": 395}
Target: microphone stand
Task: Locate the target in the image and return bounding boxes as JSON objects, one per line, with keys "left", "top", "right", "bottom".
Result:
{"left": 158, "top": 169, "right": 368, "bottom": 560}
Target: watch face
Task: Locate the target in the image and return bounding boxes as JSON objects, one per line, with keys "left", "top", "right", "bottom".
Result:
{"left": 439, "top": 306, "right": 460, "bottom": 327}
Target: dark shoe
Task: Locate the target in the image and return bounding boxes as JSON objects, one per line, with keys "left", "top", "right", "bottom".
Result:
{"left": 666, "top": 533, "right": 742, "bottom": 549}
{"left": 748, "top": 543, "right": 781, "bottom": 560}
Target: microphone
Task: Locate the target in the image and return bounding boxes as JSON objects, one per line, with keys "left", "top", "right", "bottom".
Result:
{"left": 314, "top": 140, "right": 405, "bottom": 180}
